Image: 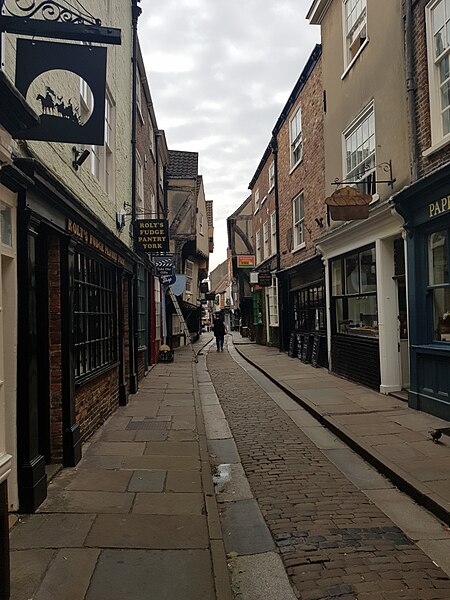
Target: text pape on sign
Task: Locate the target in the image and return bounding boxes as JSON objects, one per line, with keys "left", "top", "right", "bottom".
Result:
{"left": 134, "top": 219, "right": 169, "bottom": 253}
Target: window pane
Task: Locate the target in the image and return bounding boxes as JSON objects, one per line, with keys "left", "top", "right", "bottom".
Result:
{"left": 434, "top": 286, "right": 450, "bottom": 341}
{"left": 331, "top": 260, "right": 343, "bottom": 295}
{"left": 433, "top": 1, "right": 445, "bottom": 35}
{"left": 428, "top": 231, "right": 449, "bottom": 285}
{"left": 336, "top": 295, "right": 378, "bottom": 337}
{"left": 0, "top": 203, "right": 12, "bottom": 246}
{"left": 360, "top": 247, "right": 377, "bottom": 293}
{"left": 345, "top": 254, "right": 360, "bottom": 294}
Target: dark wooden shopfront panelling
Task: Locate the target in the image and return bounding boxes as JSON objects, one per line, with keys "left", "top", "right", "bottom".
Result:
{"left": 331, "top": 335, "right": 380, "bottom": 390}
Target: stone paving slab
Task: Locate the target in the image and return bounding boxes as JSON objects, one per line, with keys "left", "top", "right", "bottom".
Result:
{"left": 132, "top": 492, "right": 204, "bottom": 515}
{"left": 85, "top": 549, "right": 215, "bottom": 600}
{"left": 122, "top": 455, "right": 199, "bottom": 471}
{"left": 85, "top": 513, "right": 209, "bottom": 549}
{"left": 34, "top": 548, "right": 100, "bottom": 600}
{"left": 165, "top": 470, "right": 202, "bottom": 492}
{"left": 128, "top": 470, "right": 166, "bottom": 492}
{"left": 143, "top": 441, "right": 199, "bottom": 457}
{"left": 11, "top": 514, "right": 96, "bottom": 549}
{"left": 323, "top": 448, "right": 394, "bottom": 490}
{"left": 85, "top": 441, "right": 146, "bottom": 456}
{"left": 9, "top": 549, "right": 56, "bottom": 600}
{"left": 220, "top": 499, "right": 275, "bottom": 556}
{"left": 48, "top": 468, "right": 132, "bottom": 492}
{"left": 40, "top": 490, "right": 135, "bottom": 513}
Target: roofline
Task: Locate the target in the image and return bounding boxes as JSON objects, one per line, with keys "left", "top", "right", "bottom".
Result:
{"left": 306, "top": 0, "right": 332, "bottom": 24}
{"left": 227, "top": 194, "right": 253, "bottom": 220}
{"left": 248, "top": 44, "right": 322, "bottom": 190}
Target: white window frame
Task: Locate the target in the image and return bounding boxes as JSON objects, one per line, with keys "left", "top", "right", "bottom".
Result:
{"left": 293, "top": 193, "right": 305, "bottom": 251}
{"left": 270, "top": 211, "right": 277, "bottom": 257}
{"left": 255, "top": 230, "right": 261, "bottom": 264}
{"left": 343, "top": 102, "right": 376, "bottom": 196}
{"left": 289, "top": 106, "right": 303, "bottom": 170}
{"left": 268, "top": 161, "right": 275, "bottom": 191}
{"left": 343, "top": 0, "right": 367, "bottom": 69}
{"left": 263, "top": 221, "right": 269, "bottom": 260}
{"left": 199, "top": 212, "right": 204, "bottom": 235}
{"left": 91, "top": 92, "right": 115, "bottom": 197}
{"left": 268, "top": 276, "right": 279, "bottom": 327}
{"left": 426, "top": 0, "right": 450, "bottom": 149}
{"left": 185, "top": 259, "right": 194, "bottom": 293}
{"left": 254, "top": 188, "right": 260, "bottom": 213}
{"left": 136, "top": 68, "right": 143, "bottom": 121}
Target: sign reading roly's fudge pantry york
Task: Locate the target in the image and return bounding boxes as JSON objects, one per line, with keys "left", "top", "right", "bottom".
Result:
{"left": 134, "top": 219, "right": 169, "bottom": 252}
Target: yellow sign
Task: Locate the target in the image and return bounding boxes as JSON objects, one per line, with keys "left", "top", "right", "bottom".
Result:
{"left": 429, "top": 196, "right": 450, "bottom": 218}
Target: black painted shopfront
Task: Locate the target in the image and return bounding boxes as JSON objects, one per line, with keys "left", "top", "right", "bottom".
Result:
{"left": 395, "top": 165, "right": 450, "bottom": 421}
{"left": 281, "top": 256, "right": 328, "bottom": 368}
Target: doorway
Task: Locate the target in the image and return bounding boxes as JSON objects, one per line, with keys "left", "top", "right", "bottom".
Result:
{"left": 394, "top": 237, "right": 409, "bottom": 390}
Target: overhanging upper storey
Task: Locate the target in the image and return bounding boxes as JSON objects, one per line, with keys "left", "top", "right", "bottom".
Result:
{"left": 306, "top": 0, "right": 332, "bottom": 24}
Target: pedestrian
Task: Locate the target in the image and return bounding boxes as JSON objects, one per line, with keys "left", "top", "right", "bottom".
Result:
{"left": 213, "top": 318, "right": 227, "bottom": 351}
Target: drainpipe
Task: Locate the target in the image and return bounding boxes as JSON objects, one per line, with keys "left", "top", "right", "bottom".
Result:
{"left": 270, "top": 136, "right": 284, "bottom": 352}
{"left": 405, "top": 0, "right": 419, "bottom": 182}
{"left": 130, "top": 0, "right": 141, "bottom": 393}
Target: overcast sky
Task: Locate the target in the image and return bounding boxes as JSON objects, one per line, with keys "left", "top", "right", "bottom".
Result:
{"left": 138, "top": 0, "right": 320, "bottom": 272}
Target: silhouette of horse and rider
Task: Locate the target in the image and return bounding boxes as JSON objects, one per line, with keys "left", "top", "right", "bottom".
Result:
{"left": 36, "top": 86, "right": 81, "bottom": 125}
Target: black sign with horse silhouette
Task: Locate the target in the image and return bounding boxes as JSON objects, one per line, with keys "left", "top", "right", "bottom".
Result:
{"left": 14, "top": 39, "right": 106, "bottom": 144}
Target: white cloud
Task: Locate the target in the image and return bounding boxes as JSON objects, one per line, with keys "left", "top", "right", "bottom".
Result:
{"left": 138, "top": 0, "right": 320, "bottom": 270}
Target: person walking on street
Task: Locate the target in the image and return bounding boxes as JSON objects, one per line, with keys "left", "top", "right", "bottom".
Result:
{"left": 213, "top": 317, "right": 227, "bottom": 351}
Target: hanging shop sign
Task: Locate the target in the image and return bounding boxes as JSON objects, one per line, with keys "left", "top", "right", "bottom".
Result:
{"left": 135, "top": 219, "right": 169, "bottom": 253}
{"left": 206, "top": 292, "right": 216, "bottom": 301}
{"left": 258, "top": 272, "right": 272, "bottom": 287}
{"left": 14, "top": 39, "right": 107, "bottom": 144}
{"left": 237, "top": 255, "right": 255, "bottom": 268}
{"left": 325, "top": 186, "right": 372, "bottom": 221}
{"left": 153, "top": 254, "right": 175, "bottom": 285}
{"left": 67, "top": 219, "right": 125, "bottom": 266}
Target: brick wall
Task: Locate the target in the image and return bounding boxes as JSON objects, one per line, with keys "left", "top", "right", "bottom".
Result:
{"left": 413, "top": 0, "right": 450, "bottom": 176}
{"left": 251, "top": 151, "right": 277, "bottom": 269}
{"left": 277, "top": 57, "right": 325, "bottom": 272}
{"left": 75, "top": 367, "right": 120, "bottom": 442}
{"left": 48, "top": 235, "right": 63, "bottom": 462}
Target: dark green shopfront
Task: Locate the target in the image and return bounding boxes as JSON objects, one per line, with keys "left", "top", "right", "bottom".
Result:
{"left": 395, "top": 164, "right": 450, "bottom": 421}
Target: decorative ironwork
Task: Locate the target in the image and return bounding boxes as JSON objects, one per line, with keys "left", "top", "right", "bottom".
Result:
{"left": 331, "top": 160, "right": 396, "bottom": 189}
{"left": 4, "top": 0, "right": 101, "bottom": 26}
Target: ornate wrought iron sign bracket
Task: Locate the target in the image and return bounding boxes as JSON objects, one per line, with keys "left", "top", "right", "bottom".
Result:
{"left": 0, "top": 0, "right": 121, "bottom": 45}
{"left": 331, "top": 160, "right": 396, "bottom": 189}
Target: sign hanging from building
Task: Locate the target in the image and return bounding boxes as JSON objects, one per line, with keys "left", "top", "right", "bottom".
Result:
{"left": 206, "top": 292, "right": 216, "bottom": 301}
{"left": 237, "top": 255, "right": 255, "bottom": 268}
{"left": 14, "top": 39, "right": 107, "bottom": 144}
{"left": 258, "top": 272, "right": 272, "bottom": 287}
{"left": 153, "top": 254, "right": 175, "bottom": 285}
{"left": 135, "top": 219, "right": 169, "bottom": 253}
{"left": 325, "top": 186, "right": 372, "bottom": 221}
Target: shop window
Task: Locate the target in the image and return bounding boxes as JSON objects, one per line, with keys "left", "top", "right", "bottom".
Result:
{"left": 154, "top": 278, "right": 161, "bottom": 340}
{"left": 428, "top": 230, "right": 450, "bottom": 341}
{"left": 74, "top": 252, "right": 117, "bottom": 379}
{"left": 293, "top": 283, "right": 326, "bottom": 332}
{"left": 331, "top": 245, "right": 378, "bottom": 337}
{"left": 252, "top": 291, "right": 263, "bottom": 325}
{"left": 137, "top": 264, "right": 147, "bottom": 349}
{"left": 426, "top": 0, "right": 450, "bottom": 144}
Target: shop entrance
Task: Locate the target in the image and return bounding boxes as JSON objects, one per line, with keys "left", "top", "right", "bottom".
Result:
{"left": 394, "top": 238, "right": 409, "bottom": 390}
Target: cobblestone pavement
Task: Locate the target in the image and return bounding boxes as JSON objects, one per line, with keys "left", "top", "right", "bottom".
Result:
{"left": 207, "top": 348, "right": 450, "bottom": 600}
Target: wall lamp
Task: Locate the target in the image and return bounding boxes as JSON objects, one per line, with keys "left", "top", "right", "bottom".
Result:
{"left": 72, "top": 147, "right": 90, "bottom": 171}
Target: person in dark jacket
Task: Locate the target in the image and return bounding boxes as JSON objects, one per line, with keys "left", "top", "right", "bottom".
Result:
{"left": 212, "top": 318, "right": 227, "bottom": 351}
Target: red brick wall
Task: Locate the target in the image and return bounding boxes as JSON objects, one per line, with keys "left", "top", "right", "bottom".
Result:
{"left": 277, "top": 57, "right": 325, "bottom": 272}
{"left": 75, "top": 367, "right": 120, "bottom": 442}
{"left": 251, "top": 152, "right": 276, "bottom": 268}
{"left": 48, "top": 235, "right": 63, "bottom": 462}
{"left": 413, "top": 0, "right": 450, "bottom": 176}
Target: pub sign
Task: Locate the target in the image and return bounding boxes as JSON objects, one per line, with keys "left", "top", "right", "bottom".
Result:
{"left": 135, "top": 219, "right": 169, "bottom": 253}
{"left": 14, "top": 39, "right": 107, "bottom": 144}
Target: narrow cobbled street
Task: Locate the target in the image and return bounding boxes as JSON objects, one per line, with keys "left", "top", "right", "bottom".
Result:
{"left": 207, "top": 338, "right": 450, "bottom": 600}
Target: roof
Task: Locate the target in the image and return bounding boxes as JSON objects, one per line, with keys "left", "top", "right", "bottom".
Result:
{"left": 168, "top": 150, "right": 198, "bottom": 178}
{"left": 206, "top": 200, "right": 213, "bottom": 228}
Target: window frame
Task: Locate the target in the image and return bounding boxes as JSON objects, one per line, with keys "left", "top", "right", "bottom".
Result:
{"left": 254, "top": 188, "right": 260, "bottom": 213}
{"left": 427, "top": 227, "right": 450, "bottom": 343}
{"left": 292, "top": 192, "right": 305, "bottom": 251}
{"left": 73, "top": 251, "right": 117, "bottom": 381}
{"left": 136, "top": 264, "right": 147, "bottom": 350}
{"left": 268, "top": 161, "right": 275, "bottom": 191}
{"left": 289, "top": 106, "right": 303, "bottom": 170}
{"left": 263, "top": 221, "right": 269, "bottom": 259}
{"left": 136, "top": 151, "right": 144, "bottom": 216}
{"left": 185, "top": 259, "right": 194, "bottom": 293}
{"left": 426, "top": 0, "right": 450, "bottom": 148}
{"left": 343, "top": 0, "right": 367, "bottom": 69}
{"left": 268, "top": 276, "right": 279, "bottom": 327}
{"left": 343, "top": 102, "right": 376, "bottom": 196}
{"left": 255, "top": 229, "right": 262, "bottom": 265}
{"left": 270, "top": 211, "right": 277, "bottom": 257}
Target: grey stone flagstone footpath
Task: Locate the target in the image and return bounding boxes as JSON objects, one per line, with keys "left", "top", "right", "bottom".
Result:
{"left": 9, "top": 336, "right": 232, "bottom": 600}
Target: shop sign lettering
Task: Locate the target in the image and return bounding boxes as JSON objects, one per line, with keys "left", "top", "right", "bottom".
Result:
{"left": 429, "top": 196, "right": 450, "bottom": 218}
{"left": 67, "top": 219, "right": 125, "bottom": 266}
{"left": 135, "top": 219, "right": 169, "bottom": 253}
